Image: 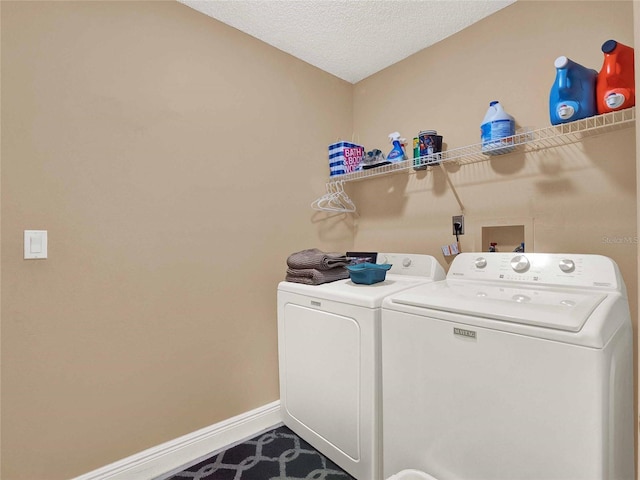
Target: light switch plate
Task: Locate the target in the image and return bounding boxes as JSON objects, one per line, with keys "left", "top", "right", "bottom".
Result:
{"left": 24, "top": 230, "right": 48, "bottom": 259}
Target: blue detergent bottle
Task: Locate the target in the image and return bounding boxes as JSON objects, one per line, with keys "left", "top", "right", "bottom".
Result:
{"left": 387, "top": 132, "right": 407, "bottom": 162}
{"left": 549, "top": 56, "right": 598, "bottom": 125}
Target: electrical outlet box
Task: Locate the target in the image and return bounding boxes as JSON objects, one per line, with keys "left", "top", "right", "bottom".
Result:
{"left": 452, "top": 215, "right": 465, "bottom": 235}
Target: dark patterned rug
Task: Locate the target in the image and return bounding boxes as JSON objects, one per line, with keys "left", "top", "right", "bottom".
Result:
{"left": 162, "top": 424, "right": 355, "bottom": 480}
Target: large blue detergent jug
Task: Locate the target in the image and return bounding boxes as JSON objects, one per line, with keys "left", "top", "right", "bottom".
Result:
{"left": 549, "top": 56, "right": 598, "bottom": 125}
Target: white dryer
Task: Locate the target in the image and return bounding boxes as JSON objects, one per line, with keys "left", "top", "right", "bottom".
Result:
{"left": 278, "top": 253, "right": 445, "bottom": 480}
{"left": 382, "top": 253, "right": 634, "bottom": 480}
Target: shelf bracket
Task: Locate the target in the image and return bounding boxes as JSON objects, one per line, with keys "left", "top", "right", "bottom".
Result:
{"left": 438, "top": 163, "right": 465, "bottom": 215}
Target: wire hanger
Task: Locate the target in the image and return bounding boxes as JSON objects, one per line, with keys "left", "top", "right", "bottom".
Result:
{"left": 311, "top": 181, "right": 356, "bottom": 213}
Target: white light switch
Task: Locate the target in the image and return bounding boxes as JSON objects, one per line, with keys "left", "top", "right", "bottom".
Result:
{"left": 24, "top": 230, "right": 47, "bottom": 259}
{"left": 31, "top": 236, "right": 42, "bottom": 253}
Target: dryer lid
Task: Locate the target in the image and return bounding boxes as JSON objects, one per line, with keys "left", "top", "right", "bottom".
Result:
{"left": 279, "top": 274, "right": 436, "bottom": 308}
{"left": 389, "top": 281, "right": 607, "bottom": 332}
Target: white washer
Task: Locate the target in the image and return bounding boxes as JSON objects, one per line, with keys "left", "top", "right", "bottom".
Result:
{"left": 278, "top": 253, "right": 446, "bottom": 480}
{"left": 382, "top": 252, "right": 634, "bottom": 480}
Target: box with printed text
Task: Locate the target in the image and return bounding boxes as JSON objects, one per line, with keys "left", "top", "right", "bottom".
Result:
{"left": 328, "top": 141, "right": 365, "bottom": 176}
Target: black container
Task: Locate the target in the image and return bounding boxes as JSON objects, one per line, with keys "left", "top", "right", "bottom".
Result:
{"left": 417, "top": 130, "right": 443, "bottom": 169}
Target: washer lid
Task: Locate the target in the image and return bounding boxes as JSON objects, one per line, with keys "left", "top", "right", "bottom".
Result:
{"left": 389, "top": 281, "right": 607, "bottom": 332}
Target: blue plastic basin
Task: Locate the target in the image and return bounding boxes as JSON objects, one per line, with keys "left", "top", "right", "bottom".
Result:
{"left": 346, "top": 263, "right": 392, "bottom": 285}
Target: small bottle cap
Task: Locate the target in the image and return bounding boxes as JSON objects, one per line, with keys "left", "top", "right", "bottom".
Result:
{"left": 602, "top": 39, "right": 617, "bottom": 54}
{"left": 489, "top": 101, "right": 499, "bottom": 106}
{"left": 554, "top": 56, "right": 569, "bottom": 69}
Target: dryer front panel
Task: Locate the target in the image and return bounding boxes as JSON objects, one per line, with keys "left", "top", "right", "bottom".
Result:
{"left": 281, "top": 303, "right": 361, "bottom": 461}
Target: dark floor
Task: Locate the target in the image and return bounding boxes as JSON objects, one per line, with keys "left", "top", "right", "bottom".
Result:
{"left": 163, "top": 424, "right": 356, "bottom": 480}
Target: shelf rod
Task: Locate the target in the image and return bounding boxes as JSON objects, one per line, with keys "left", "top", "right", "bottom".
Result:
{"left": 438, "top": 163, "right": 465, "bottom": 215}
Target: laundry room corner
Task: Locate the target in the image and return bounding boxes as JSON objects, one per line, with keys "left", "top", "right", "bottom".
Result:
{"left": 1, "top": 0, "right": 639, "bottom": 478}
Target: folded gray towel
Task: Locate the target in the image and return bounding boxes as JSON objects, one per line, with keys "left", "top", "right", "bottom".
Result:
{"left": 285, "top": 267, "right": 349, "bottom": 285}
{"left": 287, "top": 248, "right": 350, "bottom": 270}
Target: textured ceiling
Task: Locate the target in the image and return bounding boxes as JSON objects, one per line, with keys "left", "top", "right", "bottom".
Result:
{"left": 178, "top": 0, "right": 516, "bottom": 83}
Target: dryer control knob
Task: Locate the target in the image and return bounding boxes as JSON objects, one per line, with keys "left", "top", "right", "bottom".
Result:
{"left": 558, "top": 259, "right": 575, "bottom": 273}
{"left": 474, "top": 257, "right": 487, "bottom": 269}
{"left": 511, "top": 255, "right": 530, "bottom": 273}
{"left": 403, "top": 258, "right": 412, "bottom": 267}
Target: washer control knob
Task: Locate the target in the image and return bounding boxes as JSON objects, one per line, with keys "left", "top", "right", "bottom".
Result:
{"left": 474, "top": 257, "right": 487, "bottom": 269}
{"left": 511, "top": 255, "right": 530, "bottom": 273}
{"left": 558, "top": 259, "right": 575, "bottom": 273}
{"left": 402, "top": 257, "right": 412, "bottom": 267}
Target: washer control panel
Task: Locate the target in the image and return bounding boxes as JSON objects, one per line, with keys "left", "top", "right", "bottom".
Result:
{"left": 448, "top": 253, "right": 620, "bottom": 290}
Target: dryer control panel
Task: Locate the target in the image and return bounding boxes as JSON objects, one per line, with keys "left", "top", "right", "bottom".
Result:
{"left": 377, "top": 253, "right": 446, "bottom": 280}
{"left": 448, "top": 253, "right": 622, "bottom": 291}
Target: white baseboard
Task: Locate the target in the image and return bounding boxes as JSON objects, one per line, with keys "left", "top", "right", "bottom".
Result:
{"left": 73, "top": 400, "right": 282, "bottom": 480}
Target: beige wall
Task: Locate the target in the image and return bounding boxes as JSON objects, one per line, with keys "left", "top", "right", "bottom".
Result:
{"left": 0, "top": 2, "right": 353, "bottom": 479}
{"left": 351, "top": 0, "right": 638, "bottom": 472}
{"left": 1, "top": 1, "right": 638, "bottom": 479}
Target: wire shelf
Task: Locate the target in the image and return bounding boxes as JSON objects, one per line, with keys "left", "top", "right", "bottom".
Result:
{"left": 330, "top": 106, "right": 636, "bottom": 182}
